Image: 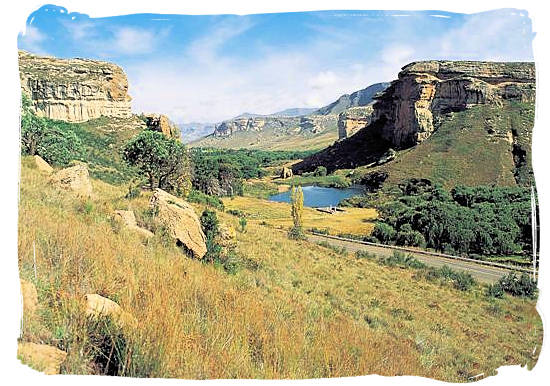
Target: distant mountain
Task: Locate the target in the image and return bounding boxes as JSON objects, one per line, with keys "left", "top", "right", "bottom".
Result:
{"left": 233, "top": 107, "right": 319, "bottom": 119}
{"left": 178, "top": 122, "right": 216, "bottom": 143}
{"left": 315, "top": 82, "right": 390, "bottom": 115}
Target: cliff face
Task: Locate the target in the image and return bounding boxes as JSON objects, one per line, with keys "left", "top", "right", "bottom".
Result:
{"left": 373, "top": 61, "right": 535, "bottom": 148}
{"left": 316, "top": 82, "right": 390, "bottom": 115}
{"left": 337, "top": 105, "right": 374, "bottom": 140}
{"left": 19, "top": 51, "right": 132, "bottom": 122}
{"left": 293, "top": 60, "right": 536, "bottom": 185}
{"left": 144, "top": 113, "right": 180, "bottom": 139}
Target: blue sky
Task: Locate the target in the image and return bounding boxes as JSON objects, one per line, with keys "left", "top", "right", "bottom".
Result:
{"left": 18, "top": 5, "right": 534, "bottom": 123}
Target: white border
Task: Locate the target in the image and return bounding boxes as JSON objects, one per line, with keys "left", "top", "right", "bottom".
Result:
{"left": 1, "top": 1, "right": 548, "bottom": 385}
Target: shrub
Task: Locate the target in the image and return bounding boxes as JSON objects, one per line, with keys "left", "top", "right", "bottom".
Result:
{"left": 372, "top": 222, "right": 396, "bottom": 244}
{"left": 239, "top": 217, "right": 247, "bottom": 233}
{"left": 313, "top": 166, "right": 328, "bottom": 177}
{"left": 498, "top": 272, "right": 537, "bottom": 298}
{"left": 486, "top": 282, "right": 505, "bottom": 298}
{"left": 200, "top": 209, "right": 221, "bottom": 262}
{"left": 187, "top": 189, "right": 225, "bottom": 210}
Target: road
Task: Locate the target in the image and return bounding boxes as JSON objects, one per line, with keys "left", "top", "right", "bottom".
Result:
{"left": 307, "top": 233, "right": 518, "bottom": 284}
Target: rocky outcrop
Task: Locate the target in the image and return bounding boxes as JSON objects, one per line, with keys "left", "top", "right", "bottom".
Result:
{"left": 338, "top": 106, "right": 374, "bottom": 140}
{"left": 17, "top": 342, "right": 67, "bottom": 375}
{"left": 19, "top": 50, "right": 132, "bottom": 122}
{"left": 33, "top": 155, "right": 53, "bottom": 174}
{"left": 114, "top": 210, "right": 154, "bottom": 238}
{"left": 50, "top": 163, "right": 93, "bottom": 197}
{"left": 281, "top": 167, "right": 293, "bottom": 179}
{"left": 84, "top": 294, "right": 136, "bottom": 328}
{"left": 144, "top": 113, "right": 180, "bottom": 139}
{"left": 373, "top": 61, "right": 535, "bottom": 148}
{"left": 211, "top": 115, "right": 337, "bottom": 138}
{"left": 149, "top": 189, "right": 207, "bottom": 259}
{"left": 293, "top": 60, "right": 535, "bottom": 174}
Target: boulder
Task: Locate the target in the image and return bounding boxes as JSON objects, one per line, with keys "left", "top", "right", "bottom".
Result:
{"left": 33, "top": 155, "right": 53, "bottom": 174}
{"left": 144, "top": 113, "right": 180, "bottom": 139}
{"left": 17, "top": 342, "right": 67, "bottom": 375}
{"left": 149, "top": 189, "right": 207, "bottom": 258}
{"left": 216, "top": 223, "right": 237, "bottom": 250}
{"left": 114, "top": 210, "right": 154, "bottom": 238}
{"left": 281, "top": 167, "right": 293, "bottom": 179}
{"left": 20, "top": 279, "right": 38, "bottom": 316}
{"left": 84, "top": 294, "right": 136, "bottom": 328}
{"left": 50, "top": 163, "right": 93, "bottom": 197}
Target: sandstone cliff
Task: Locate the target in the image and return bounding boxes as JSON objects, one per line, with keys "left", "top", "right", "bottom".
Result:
{"left": 374, "top": 61, "right": 535, "bottom": 148}
{"left": 293, "top": 60, "right": 535, "bottom": 187}
{"left": 144, "top": 113, "right": 181, "bottom": 139}
{"left": 337, "top": 105, "right": 374, "bottom": 140}
{"left": 19, "top": 50, "right": 132, "bottom": 122}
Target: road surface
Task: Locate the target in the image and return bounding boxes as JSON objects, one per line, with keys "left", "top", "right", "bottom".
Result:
{"left": 307, "top": 233, "right": 519, "bottom": 284}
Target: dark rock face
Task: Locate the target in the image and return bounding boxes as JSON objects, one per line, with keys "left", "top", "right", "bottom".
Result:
{"left": 316, "top": 82, "right": 390, "bottom": 115}
{"left": 293, "top": 60, "right": 535, "bottom": 175}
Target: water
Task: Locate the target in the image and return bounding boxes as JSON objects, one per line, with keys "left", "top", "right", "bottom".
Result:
{"left": 268, "top": 185, "right": 364, "bottom": 208}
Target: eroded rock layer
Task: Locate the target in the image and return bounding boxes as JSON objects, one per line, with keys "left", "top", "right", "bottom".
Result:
{"left": 19, "top": 51, "right": 132, "bottom": 122}
{"left": 373, "top": 60, "right": 535, "bottom": 147}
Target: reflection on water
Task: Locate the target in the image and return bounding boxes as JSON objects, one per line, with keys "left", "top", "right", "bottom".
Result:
{"left": 268, "top": 185, "right": 364, "bottom": 208}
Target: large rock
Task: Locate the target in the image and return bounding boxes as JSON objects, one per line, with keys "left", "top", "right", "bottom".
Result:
{"left": 33, "top": 155, "right": 53, "bottom": 174}
{"left": 20, "top": 279, "right": 38, "bottom": 316}
{"left": 144, "top": 113, "right": 180, "bottom": 139}
{"left": 17, "top": 342, "right": 67, "bottom": 375}
{"left": 114, "top": 210, "right": 154, "bottom": 238}
{"left": 19, "top": 51, "right": 132, "bottom": 123}
{"left": 281, "top": 167, "right": 293, "bottom": 179}
{"left": 84, "top": 294, "right": 136, "bottom": 328}
{"left": 149, "top": 189, "right": 207, "bottom": 259}
{"left": 50, "top": 164, "right": 93, "bottom": 197}
{"left": 337, "top": 105, "right": 374, "bottom": 140}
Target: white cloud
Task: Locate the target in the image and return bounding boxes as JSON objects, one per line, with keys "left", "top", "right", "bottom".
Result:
{"left": 18, "top": 26, "right": 48, "bottom": 54}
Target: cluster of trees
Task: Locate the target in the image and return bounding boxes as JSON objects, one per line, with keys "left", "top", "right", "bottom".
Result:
{"left": 371, "top": 179, "right": 535, "bottom": 257}
{"left": 20, "top": 94, "right": 83, "bottom": 166}
{"left": 190, "top": 148, "right": 313, "bottom": 197}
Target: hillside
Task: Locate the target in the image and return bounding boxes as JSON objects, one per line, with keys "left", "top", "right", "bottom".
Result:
{"left": 315, "top": 82, "right": 390, "bottom": 115}
{"left": 191, "top": 83, "right": 390, "bottom": 151}
{"left": 18, "top": 159, "right": 542, "bottom": 379}
{"left": 293, "top": 61, "right": 535, "bottom": 188}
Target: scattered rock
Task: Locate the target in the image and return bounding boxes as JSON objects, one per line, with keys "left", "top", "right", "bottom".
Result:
{"left": 50, "top": 163, "right": 93, "bottom": 197}
{"left": 216, "top": 223, "right": 237, "bottom": 250}
{"left": 84, "top": 294, "right": 136, "bottom": 328}
{"left": 149, "top": 188, "right": 207, "bottom": 259}
{"left": 114, "top": 210, "right": 154, "bottom": 238}
{"left": 17, "top": 342, "right": 67, "bottom": 375}
{"left": 281, "top": 167, "right": 293, "bottom": 179}
{"left": 144, "top": 113, "right": 180, "bottom": 139}
{"left": 33, "top": 155, "right": 53, "bottom": 174}
{"left": 20, "top": 279, "right": 38, "bottom": 316}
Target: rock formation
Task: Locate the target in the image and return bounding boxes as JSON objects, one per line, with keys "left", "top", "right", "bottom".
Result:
{"left": 50, "top": 163, "right": 93, "bottom": 197}
{"left": 114, "top": 210, "right": 154, "bottom": 238}
{"left": 281, "top": 167, "right": 293, "bottom": 179}
{"left": 373, "top": 61, "right": 535, "bottom": 148}
{"left": 316, "top": 82, "right": 390, "bottom": 115}
{"left": 19, "top": 50, "right": 132, "bottom": 122}
{"left": 17, "top": 342, "right": 67, "bottom": 375}
{"left": 338, "top": 106, "right": 374, "bottom": 140}
{"left": 33, "top": 155, "right": 53, "bottom": 174}
{"left": 84, "top": 294, "right": 136, "bottom": 328}
{"left": 293, "top": 60, "right": 535, "bottom": 175}
{"left": 144, "top": 113, "right": 181, "bottom": 139}
{"left": 149, "top": 189, "right": 207, "bottom": 259}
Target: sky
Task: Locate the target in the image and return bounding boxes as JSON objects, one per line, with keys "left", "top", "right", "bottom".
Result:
{"left": 18, "top": 5, "right": 534, "bottom": 123}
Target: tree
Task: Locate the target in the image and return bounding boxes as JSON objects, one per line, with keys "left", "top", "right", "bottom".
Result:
{"left": 20, "top": 93, "right": 82, "bottom": 166}
{"left": 200, "top": 209, "right": 221, "bottom": 262}
{"left": 289, "top": 185, "right": 305, "bottom": 239}
{"left": 313, "top": 166, "right": 327, "bottom": 177}
{"left": 122, "top": 130, "right": 191, "bottom": 195}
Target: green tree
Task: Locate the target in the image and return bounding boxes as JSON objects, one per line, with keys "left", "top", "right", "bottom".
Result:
{"left": 20, "top": 93, "right": 82, "bottom": 166}
{"left": 200, "top": 209, "right": 221, "bottom": 263}
{"left": 122, "top": 130, "right": 191, "bottom": 195}
{"left": 289, "top": 185, "right": 305, "bottom": 239}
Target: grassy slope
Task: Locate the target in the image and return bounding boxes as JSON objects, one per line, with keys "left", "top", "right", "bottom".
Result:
{"left": 190, "top": 126, "right": 337, "bottom": 152}
{"left": 357, "top": 102, "right": 534, "bottom": 189}
{"left": 19, "top": 158, "right": 542, "bottom": 380}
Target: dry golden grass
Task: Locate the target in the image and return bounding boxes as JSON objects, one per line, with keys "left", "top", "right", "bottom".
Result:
{"left": 18, "top": 158, "right": 542, "bottom": 380}
{"left": 222, "top": 195, "right": 377, "bottom": 235}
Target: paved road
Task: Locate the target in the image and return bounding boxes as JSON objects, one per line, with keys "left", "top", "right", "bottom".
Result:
{"left": 307, "top": 233, "right": 514, "bottom": 284}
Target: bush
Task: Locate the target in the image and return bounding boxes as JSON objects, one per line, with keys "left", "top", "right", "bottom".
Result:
{"left": 239, "top": 217, "right": 247, "bottom": 233}
{"left": 313, "top": 166, "right": 328, "bottom": 177}
{"left": 372, "top": 223, "right": 396, "bottom": 244}
{"left": 498, "top": 272, "right": 537, "bottom": 298}
{"left": 200, "top": 209, "right": 221, "bottom": 262}
{"left": 486, "top": 282, "right": 505, "bottom": 298}
{"left": 187, "top": 189, "right": 225, "bottom": 211}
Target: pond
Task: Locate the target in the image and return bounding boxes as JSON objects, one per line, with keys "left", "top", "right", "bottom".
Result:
{"left": 268, "top": 185, "right": 364, "bottom": 208}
